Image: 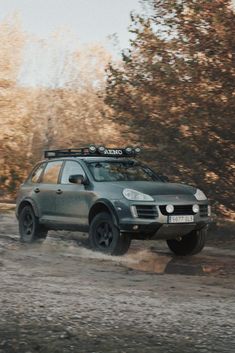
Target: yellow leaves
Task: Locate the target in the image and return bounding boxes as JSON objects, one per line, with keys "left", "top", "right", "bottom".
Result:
{"left": 182, "top": 6, "right": 195, "bottom": 20}
{"left": 170, "top": 105, "right": 182, "bottom": 113}
{"left": 205, "top": 171, "right": 220, "bottom": 183}
{"left": 220, "top": 94, "right": 228, "bottom": 102}
{"left": 179, "top": 124, "right": 192, "bottom": 137}
{"left": 194, "top": 52, "right": 207, "bottom": 64}
{"left": 213, "top": 23, "right": 226, "bottom": 39}
{"left": 217, "top": 204, "right": 235, "bottom": 221}
{"left": 0, "top": 14, "right": 25, "bottom": 83}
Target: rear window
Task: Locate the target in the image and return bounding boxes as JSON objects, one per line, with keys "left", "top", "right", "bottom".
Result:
{"left": 41, "top": 161, "right": 63, "bottom": 184}
{"left": 31, "top": 163, "right": 46, "bottom": 183}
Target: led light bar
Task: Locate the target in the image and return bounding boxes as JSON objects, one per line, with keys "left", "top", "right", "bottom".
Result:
{"left": 44, "top": 146, "right": 142, "bottom": 159}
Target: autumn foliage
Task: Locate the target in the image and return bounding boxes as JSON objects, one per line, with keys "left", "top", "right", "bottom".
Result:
{"left": 0, "top": 16, "right": 122, "bottom": 197}
{"left": 106, "top": 0, "right": 235, "bottom": 219}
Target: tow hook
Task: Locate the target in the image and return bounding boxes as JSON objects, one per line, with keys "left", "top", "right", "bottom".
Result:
{"left": 176, "top": 236, "right": 182, "bottom": 242}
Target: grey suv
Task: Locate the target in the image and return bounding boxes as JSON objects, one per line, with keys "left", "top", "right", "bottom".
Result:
{"left": 16, "top": 146, "right": 211, "bottom": 256}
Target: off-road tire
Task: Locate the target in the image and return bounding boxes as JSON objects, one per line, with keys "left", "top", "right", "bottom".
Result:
{"left": 166, "top": 227, "right": 207, "bottom": 256}
{"left": 89, "top": 212, "right": 131, "bottom": 255}
{"left": 19, "top": 205, "right": 48, "bottom": 243}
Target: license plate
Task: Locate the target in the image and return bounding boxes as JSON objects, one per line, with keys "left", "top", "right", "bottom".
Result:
{"left": 168, "top": 215, "right": 194, "bottom": 223}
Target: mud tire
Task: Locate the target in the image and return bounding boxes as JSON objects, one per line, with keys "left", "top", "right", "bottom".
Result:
{"left": 19, "top": 205, "right": 48, "bottom": 243}
{"left": 89, "top": 212, "right": 131, "bottom": 256}
{"left": 166, "top": 227, "right": 207, "bottom": 256}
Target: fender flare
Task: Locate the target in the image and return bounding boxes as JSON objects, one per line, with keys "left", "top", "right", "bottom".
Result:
{"left": 88, "top": 199, "right": 119, "bottom": 227}
{"left": 17, "top": 198, "right": 40, "bottom": 218}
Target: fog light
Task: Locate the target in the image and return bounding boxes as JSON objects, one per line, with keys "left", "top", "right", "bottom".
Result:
{"left": 133, "top": 225, "right": 139, "bottom": 230}
{"left": 192, "top": 204, "right": 199, "bottom": 213}
{"left": 134, "top": 147, "right": 141, "bottom": 154}
{"left": 166, "top": 204, "right": 174, "bottom": 213}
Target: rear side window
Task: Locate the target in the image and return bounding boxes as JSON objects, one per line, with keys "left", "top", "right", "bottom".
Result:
{"left": 31, "top": 163, "right": 46, "bottom": 183}
{"left": 41, "top": 161, "right": 63, "bottom": 184}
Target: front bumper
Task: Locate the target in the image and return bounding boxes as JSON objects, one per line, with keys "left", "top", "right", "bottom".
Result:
{"left": 119, "top": 220, "right": 210, "bottom": 239}
{"left": 113, "top": 200, "right": 211, "bottom": 240}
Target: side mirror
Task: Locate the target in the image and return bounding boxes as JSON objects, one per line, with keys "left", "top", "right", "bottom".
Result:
{"left": 69, "top": 174, "right": 88, "bottom": 185}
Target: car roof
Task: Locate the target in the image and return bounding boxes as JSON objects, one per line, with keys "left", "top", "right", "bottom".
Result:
{"left": 41, "top": 156, "right": 137, "bottom": 163}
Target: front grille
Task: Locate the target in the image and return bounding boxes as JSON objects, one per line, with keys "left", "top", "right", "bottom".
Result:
{"left": 159, "top": 204, "right": 209, "bottom": 217}
{"left": 199, "top": 204, "right": 208, "bottom": 217}
{"left": 160, "top": 205, "right": 195, "bottom": 215}
{"left": 135, "top": 205, "right": 158, "bottom": 219}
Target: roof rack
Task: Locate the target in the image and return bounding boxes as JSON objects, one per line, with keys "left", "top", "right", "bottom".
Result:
{"left": 44, "top": 145, "right": 141, "bottom": 159}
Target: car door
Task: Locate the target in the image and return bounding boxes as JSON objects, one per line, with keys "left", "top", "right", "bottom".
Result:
{"left": 55, "top": 160, "right": 94, "bottom": 227}
{"left": 34, "top": 160, "right": 63, "bottom": 222}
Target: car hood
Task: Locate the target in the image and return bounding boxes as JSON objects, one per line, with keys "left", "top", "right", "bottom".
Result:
{"left": 98, "top": 181, "right": 196, "bottom": 197}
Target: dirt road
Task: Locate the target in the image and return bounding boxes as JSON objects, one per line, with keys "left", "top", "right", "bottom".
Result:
{"left": 0, "top": 208, "right": 235, "bottom": 353}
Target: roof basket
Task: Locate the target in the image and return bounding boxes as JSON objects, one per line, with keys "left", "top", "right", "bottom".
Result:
{"left": 44, "top": 148, "right": 89, "bottom": 159}
{"left": 44, "top": 146, "right": 141, "bottom": 159}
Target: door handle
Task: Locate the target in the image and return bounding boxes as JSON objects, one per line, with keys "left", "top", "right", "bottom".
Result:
{"left": 34, "top": 188, "right": 40, "bottom": 193}
{"left": 56, "top": 189, "right": 63, "bottom": 195}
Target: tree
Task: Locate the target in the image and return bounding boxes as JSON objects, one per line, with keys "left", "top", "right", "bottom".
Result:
{"left": 27, "top": 42, "right": 119, "bottom": 158}
{"left": 105, "top": 0, "right": 235, "bottom": 219}
{"left": 0, "top": 20, "right": 123, "bottom": 198}
{"left": 0, "top": 15, "right": 31, "bottom": 196}
{"left": 0, "top": 13, "right": 25, "bottom": 83}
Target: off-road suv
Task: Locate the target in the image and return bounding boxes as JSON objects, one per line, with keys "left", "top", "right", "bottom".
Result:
{"left": 16, "top": 146, "right": 211, "bottom": 256}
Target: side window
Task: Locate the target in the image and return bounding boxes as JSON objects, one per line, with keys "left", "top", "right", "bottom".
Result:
{"left": 31, "top": 163, "right": 46, "bottom": 183}
{"left": 41, "top": 161, "right": 63, "bottom": 184}
{"left": 61, "top": 161, "right": 85, "bottom": 184}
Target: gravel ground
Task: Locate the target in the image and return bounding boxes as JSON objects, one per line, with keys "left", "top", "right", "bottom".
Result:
{"left": 0, "top": 208, "right": 235, "bottom": 353}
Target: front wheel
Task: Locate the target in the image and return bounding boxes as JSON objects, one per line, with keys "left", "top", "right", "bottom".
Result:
{"left": 19, "top": 205, "right": 48, "bottom": 243}
{"left": 89, "top": 212, "right": 131, "bottom": 255}
{"left": 166, "top": 227, "right": 207, "bottom": 256}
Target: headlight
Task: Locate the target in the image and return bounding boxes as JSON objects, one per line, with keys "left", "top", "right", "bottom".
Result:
{"left": 194, "top": 189, "right": 207, "bottom": 201}
{"left": 123, "top": 188, "right": 154, "bottom": 201}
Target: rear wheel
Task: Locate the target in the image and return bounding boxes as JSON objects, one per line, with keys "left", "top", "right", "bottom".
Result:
{"left": 166, "top": 227, "right": 207, "bottom": 256}
{"left": 89, "top": 212, "right": 131, "bottom": 255}
{"left": 19, "top": 205, "right": 48, "bottom": 243}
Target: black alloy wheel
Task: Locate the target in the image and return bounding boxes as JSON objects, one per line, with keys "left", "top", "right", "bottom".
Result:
{"left": 89, "top": 212, "right": 131, "bottom": 255}
{"left": 95, "top": 221, "right": 114, "bottom": 249}
{"left": 19, "top": 205, "right": 48, "bottom": 243}
{"left": 22, "top": 209, "right": 34, "bottom": 239}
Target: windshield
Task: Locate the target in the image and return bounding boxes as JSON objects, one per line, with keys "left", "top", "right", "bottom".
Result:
{"left": 86, "top": 161, "right": 161, "bottom": 182}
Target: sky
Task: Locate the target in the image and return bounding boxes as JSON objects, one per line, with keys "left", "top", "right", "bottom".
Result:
{"left": 0, "top": 0, "right": 144, "bottom": 86}
{"left": 1, "top": 0, "right": 234, "bottom": 87}
{"left": 0, "top": 0, "right": 142, "bottom": 50}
